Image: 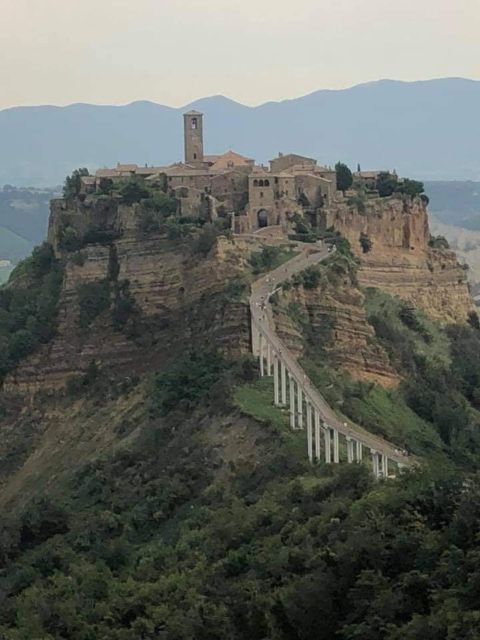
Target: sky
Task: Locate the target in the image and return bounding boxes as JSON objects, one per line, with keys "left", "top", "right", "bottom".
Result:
{"left": 1, "top": 0, "right": 479, "bottom": 110}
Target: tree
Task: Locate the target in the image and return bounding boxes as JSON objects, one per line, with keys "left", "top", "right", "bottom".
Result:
{"left": 119, "top": 178, "right": 149, "bottom": 205}
{"left": 98, "top": 178, "right": 114, "bottom": 195}
{"left": 63, "top": 168, "right": 90, "bottom": 199}
{"left": 375, "top": 172, "right": 398, "bottom": 197}
{"left": 397, "top": 178, "right": 425, "bottom": 198}
{"left": 335, "top": 162, "right": 353, "bottom": 192}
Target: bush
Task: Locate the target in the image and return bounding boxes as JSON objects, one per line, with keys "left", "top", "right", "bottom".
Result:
{"left": 150, "top": 351, "right": 228, "bottom": 416}
{"left": 63, "top": 168, "right": 89, "bottom": 199}
{"left": 119, "top": 178, "right": 149, "bottom": 205}
{"left": 77, "top": 280, "right": 110, "bottom": 328}
{"left": 359, "top": 232, "right": 373, "bottom": 253}
{"left": 335, "top": 162, "right": 353, "bottom": 192}
{"left": 191, "top": 223, "right": 218, "bottom": 255}
{"left": 428, "top": 235, "right": 449, "bottom": 249}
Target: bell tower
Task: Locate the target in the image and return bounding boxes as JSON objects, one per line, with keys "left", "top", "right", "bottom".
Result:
{"left": 183, "top": 110, "right": 204, "bottom": 164}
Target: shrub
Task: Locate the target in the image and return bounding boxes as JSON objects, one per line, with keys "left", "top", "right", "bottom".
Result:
{"left": 150, "top": 351, "right": 228, "bottom": 416}
{"left": 359, "top": 232, "right": 373, "bottom": 253}
{"left": 63, "top": 168, "right": 89, "bottom": 199}
{"left": 301, "top": 266, "right": 321, "bottom": 289}
{"left": 77, "top": 280, "right": 110, "bottom": 328}
{"left": 428, "top": 235, "right": 449, "bottom": 249}
{"left": 119, "top": 178, "right": 149, "bottom": 205}
{"left": 335, "top": 162, "right": 353, "bottom": 192}
{"left": 191, "top": 223, "right": 218, "bottom": 255}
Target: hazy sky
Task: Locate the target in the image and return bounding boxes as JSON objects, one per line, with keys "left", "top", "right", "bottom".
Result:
{"left": 1, "top": 0, "right": 479, "bottom": 109}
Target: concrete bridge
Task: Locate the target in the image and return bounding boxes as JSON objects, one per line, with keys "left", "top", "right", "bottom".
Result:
{"left": 250, "top": 242, "right": 411, "bottom": 478}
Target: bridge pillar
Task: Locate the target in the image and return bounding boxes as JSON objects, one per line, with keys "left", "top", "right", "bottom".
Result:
{"left": 281, "top": 361, "right": 287, "bottom": 405}
{"left": 355, "top": 441, "right": 363, "bottom": 462}
{"left": 346, "top": 437, "right": 354, "bottom": 463}
{"left": 324, "top": 426, "right": 332, "bottom": 463}
{"left": 371, "top": 450, "right": 380, "bottom": 478}
{"left": 267, "top": 342, "right": 272, "bottom": 376}
{"left": 381, "top": 453, "right": 388, "bottom": 478}
{"left": 306, "top": 403, "right": 313, "bottom": 463}
{"left": 314, "top": 410, "right": 321, "bottom": 461}
{"left": 273, "top": 355, "right": 280, "bottom": 406}
{"left": 259, "top": 333, "right": 264, "bottom": 377}
{"left": 297, "top": 386, "right": 303, "bottom": 429}
{"left": 288, "top": 374, "right": 296, "bottom": 429}
{"left": 333, "top": 429, "right": 340, "bottom": 463}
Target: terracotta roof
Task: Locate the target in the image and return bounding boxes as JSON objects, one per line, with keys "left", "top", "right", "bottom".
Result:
{"left": 96, "top": 168, "right": 118, "bottom": 178}
{"left": 116, "top": 163, "right": 138, "bottom": 172}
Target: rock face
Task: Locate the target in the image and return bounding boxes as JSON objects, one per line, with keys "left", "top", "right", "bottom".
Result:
{"left": 5, "top": 198, "right": 251, "bottom": 395}
{"left": 321, "top": 196, "right": 474, "bottom": 324}
{"left": 273, "top": 273, "right": 399, "bottom": 388}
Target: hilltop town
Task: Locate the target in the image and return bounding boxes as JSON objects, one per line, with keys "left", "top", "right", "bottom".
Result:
{"left": 80, "top": 111, "right": 398, "bottom": 235}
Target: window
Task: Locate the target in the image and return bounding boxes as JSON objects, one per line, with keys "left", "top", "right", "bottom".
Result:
{"left": 264, "top": 179, "right": 270, "bottom": 187}
{"left": 192, "top": 118, "right": 197, "bottom": 129}
{"left": 193, "top": 153, "right": 197, "bottom": 160}
{"left": 259, "top": 179, "right": 264, "bottom": 187}
{"left": 260, "top": 192, "right": 264, "bottom": 198}
{"left": 253, "top": 179, "right": 259, "bottom": 187}
{"left": 274, "top": 177, "right": 279, "bottom": 184}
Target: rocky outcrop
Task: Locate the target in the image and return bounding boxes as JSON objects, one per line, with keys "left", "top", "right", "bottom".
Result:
{"left": 5, "top": 199, "right": 252, "bottom": 395}
{"left": 320, "top": 196, "right": 474, "bottom": 324}
{"left": 273, "top": 274, "right": 399, "bottom": 388}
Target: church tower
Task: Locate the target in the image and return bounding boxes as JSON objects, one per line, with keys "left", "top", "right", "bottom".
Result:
{"left": 183, "top": 110, "right": 204, "bottom": 164}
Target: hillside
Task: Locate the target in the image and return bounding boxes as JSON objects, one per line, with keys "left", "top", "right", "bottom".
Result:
{"left": 2, "top": 78, "right": 480, "bottom": 186}
{"left": 0, "top": 187, "right": 480, "bottom": 638}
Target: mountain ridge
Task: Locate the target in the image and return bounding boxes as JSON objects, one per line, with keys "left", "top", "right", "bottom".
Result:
{"left": 2, "top": 77, "right": 480, "bottom": 186}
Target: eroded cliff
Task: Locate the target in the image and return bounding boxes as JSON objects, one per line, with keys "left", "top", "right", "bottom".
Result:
{"left": 321, "top": 196, "right": 474, "bottom": 324}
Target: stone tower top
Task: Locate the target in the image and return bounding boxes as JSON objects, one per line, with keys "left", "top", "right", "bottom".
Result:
{"left": 183, "top": 111, "right": 204, "bottom": 165}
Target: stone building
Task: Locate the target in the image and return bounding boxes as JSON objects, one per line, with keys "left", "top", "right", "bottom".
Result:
{"left": 82, "top": 110, "right": 341, "bottom": 232}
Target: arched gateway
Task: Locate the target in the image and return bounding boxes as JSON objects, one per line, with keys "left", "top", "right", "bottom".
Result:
{"left": 257, "top": 209, "right": 268, "bottom": 228}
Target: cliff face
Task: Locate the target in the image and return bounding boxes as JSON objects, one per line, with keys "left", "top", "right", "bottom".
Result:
{"left": 5, "top": 198, "right": 251, "bottom": 395}
{"left": 273, "top": 271, "right": 399, "bottom": 388}
{"left": 321, "top": 196, "right": 474, "bottom": 324}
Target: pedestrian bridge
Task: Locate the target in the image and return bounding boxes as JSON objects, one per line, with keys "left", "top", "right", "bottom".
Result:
{"left": 250, "top": 242, "right": 411, "bottom": 478}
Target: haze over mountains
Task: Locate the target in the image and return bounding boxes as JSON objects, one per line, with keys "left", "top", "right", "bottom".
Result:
{"left": 1, "top": 78, "right": 479, "bottom": 187}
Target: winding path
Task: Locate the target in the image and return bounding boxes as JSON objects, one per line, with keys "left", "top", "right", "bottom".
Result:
{"left": 250, "top": 241, "right": 411, "bottom": 477}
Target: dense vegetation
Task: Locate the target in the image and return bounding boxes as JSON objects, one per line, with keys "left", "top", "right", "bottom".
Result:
{"left": 0, "top": 352, "right": 479, "bottom": 638}
{"left": 0, "top": 243, "right": 63, "bottom": 378}
{"left": 1, "top": 209, "right": 480, "bottom": 637}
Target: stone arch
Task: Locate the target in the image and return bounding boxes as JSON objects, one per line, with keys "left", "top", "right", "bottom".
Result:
{"left": 259, "top": 179, "right": 264, "bottom": 187}
{"left": 257, "top": 209, "right": 268, "bottom": 228}
{"left": 264, "top": 179, "right": 270, "bottom": 187}
{"left": 253, "top": 179, "right": 259, "bottom": 187}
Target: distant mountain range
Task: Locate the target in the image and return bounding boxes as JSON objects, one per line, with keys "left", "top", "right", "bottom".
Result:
{"left": 1, "top": 78, "right": 480, "bottom": 187}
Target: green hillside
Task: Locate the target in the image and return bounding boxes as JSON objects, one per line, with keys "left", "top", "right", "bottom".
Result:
{"left": 0, "top": 236, "right": 479, "bottom": 638}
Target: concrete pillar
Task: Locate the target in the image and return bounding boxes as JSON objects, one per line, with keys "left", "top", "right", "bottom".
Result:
{"left": 281, "top": 361, "right": 287, "bottom": 405}
{"left": 267, "top": 342, "right": 272, "bottom": 376}
{"left": 288, "top": 374, "right": 296, "bottom": 429}
{"left": 371, "top": 450, "right": 380, "bottom": 478}
{"left": 297, "top": 386, "right": 303, "bottom": 429}
{"left": 333, "top": 429, "right": 340, "bottom": 463}
{"left": 355, "top": 441, "right": 363, "bottom": 462}
{"left": 314, "top": 410, "right": 321, "bottom": 461}
{"left": 273, "top": 355, "right": 280, "bottom": 406}
{"left": 306, "top": 403, "right": 313, "bottom": 463}
{"left": 324, "top": 426, "right": 332, "bottom": 463}
{"left": 259, "top": 333, "right": 264, "bottom": 377}
{"left": 381, "top": 454, "right": 388, "bottom": 478}
{"left": 346, "top": 437, "right": 354, "bottom": 464}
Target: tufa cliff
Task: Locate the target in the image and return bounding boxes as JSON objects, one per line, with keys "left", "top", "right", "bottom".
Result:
{"left": 5, "top": 197, "right": 253, "bottom": 395}
{"left": 320, "top": 195, "right": 474, "bottom": 324}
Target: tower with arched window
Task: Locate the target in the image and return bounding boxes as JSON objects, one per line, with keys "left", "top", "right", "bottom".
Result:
{"left": 183, "top": 111, "right": 204, "bottom": 165}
